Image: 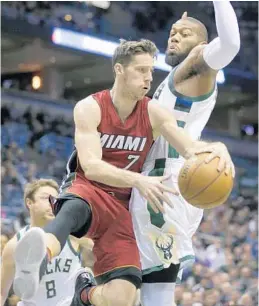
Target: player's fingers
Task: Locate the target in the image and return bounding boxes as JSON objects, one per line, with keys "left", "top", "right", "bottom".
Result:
{"left": 162, "top": 192, "right": 175, "bottom": 208}
{"left": 204, "top": 152, "right": 217, "bottom": 164}
{"left": 148, "top": 193, "right": 165, "bottom": 214}
{"left": 217, "top": 154, "right": 226, "bottom": 172}
{"left": 146, "top": 197, "right": 159, "bottom": 214}
{"left": 225, "top": 162, "right": 231, "bottom": 176}
{"left": 159, "top": 184, "right": 179, "bottom": 196}
{"left": 153, "top": 187, "right": 174, "bottom": 208}
{"left": 195, "top": 148, "right": 213, "bottom": 156}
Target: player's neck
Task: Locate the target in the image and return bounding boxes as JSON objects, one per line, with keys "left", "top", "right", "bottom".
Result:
{"left": 30, "top": 217, "right": 48, "bottom": 228}
{"left": 111, "top": 83, "right": 138, "bottom": 120}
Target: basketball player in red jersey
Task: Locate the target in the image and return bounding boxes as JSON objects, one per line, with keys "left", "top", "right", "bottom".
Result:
{"left": 13, "top": 39, "right": 233, "bottom": 306}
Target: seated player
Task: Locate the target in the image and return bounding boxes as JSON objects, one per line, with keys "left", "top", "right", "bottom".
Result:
{"left": 1, "top": 179, "right": 94, "bottom": 306}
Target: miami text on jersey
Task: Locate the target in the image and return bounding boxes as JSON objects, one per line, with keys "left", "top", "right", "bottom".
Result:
{"left": 100, "top": 133, "right": 147, "bottom": 152}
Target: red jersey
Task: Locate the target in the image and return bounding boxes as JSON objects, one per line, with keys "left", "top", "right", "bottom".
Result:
{"left": 67, "top": 89, "right": 153, "bottom": 206}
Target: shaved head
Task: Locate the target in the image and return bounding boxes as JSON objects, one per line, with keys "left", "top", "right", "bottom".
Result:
{"left": 182, "top": 17, "right": 208, "bottom": 42}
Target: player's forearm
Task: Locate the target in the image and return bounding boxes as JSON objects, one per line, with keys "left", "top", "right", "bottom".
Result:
{"left": 160, "top": 122, "right": 196, "bottom": 158}
{"left": 203, "top": 1, "right": 240, "bottom": 70}
{"left": 214, "top": 1, "right": 240, "bottom": 47}
{"left": 160, "top": 121, "right": 210, "bottom": 159}
{"left": 82, "top": 159, "right": 143, "bottom": 188}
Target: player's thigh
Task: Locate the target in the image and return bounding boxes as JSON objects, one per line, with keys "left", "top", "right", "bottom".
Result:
{"left": 103, "top": 279, "right": 137, "bottom": 306}
{"left": 94, "top": 207, "right": 142, "bottom": 288}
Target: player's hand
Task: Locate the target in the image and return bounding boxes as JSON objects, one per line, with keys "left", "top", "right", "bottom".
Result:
{"left": 193, "top": 142, "right": 235, "bottom": 177}
{"left": 134, "top": 174, "right": 179, "bottom": 214}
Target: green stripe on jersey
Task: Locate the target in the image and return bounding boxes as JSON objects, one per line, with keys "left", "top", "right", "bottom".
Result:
{"left": 168, "top": 120, "right": 186, "bottom": 159}
{"left": 147, "top": 162, "right": 166, "bottom": 228}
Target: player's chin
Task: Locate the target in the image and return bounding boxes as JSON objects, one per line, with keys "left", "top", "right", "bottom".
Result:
{"left": 46, "top": 214, "right": 55, "bottom": 220}
{"left": 166, "top": 49, "right": 177, "bottom": 56}
{"left": 138, "top": 89, "right": 148, "bottom": 99}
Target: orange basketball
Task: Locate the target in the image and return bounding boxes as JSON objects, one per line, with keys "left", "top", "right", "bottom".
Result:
{"left": 178, "top": 153, "right": 234, "bottom": 209}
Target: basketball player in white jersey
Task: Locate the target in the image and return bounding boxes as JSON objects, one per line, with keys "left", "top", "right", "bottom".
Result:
{"left": 130, "top": 1, "right": 240, "bottom": 305}
{"left": 1, "top": 179, "right": 94, "bottom": 306}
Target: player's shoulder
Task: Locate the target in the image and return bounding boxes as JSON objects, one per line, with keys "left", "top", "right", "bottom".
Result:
{"left": 75, "top": 89, "right": 111, "bottom": 113}
{"left": 74, "top": 93, "right": 102, "bottom": 124}
{"left": 75, "top": 94, "right": 100, "bottom": 110}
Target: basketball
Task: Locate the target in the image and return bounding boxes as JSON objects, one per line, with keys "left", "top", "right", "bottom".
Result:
{"left": 178, "top": 153, "right": 234, "bottom": 209}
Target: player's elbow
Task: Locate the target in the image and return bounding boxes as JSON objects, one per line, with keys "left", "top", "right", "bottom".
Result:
{"left": 228, "top": 36, "right": 240, "bottom": 55}
{"left": 82, "top": 159, "right": 102, "bottom": 180}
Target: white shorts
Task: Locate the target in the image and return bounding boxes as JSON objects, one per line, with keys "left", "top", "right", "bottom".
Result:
{"left": 129, "top": 170, "right": 203, "bottom": 277}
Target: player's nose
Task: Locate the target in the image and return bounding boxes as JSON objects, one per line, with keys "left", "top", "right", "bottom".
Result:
{"left": 146, "top": 71, "right": 153, "bottom": 82}
{"left": 172, "top": 34, "right": 180, "bottom": 43}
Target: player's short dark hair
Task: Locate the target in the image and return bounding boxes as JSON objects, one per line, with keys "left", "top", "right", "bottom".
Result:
{"left": 186, "top": 17, "right": 208, "bottom": 42}
{"left": 112, "top": 39, "right": 158, "bottom": 69}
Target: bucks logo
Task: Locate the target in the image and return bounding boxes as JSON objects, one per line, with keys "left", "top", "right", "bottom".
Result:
{"left": 149, "top": 230, "right": 179, "bottom": 267}
{"left": 155, "top": 234, "right": 174, "bottom": 260}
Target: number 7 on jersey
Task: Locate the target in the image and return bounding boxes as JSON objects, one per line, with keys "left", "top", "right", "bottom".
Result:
{"left": 124, "top": 155, "right": 140, "bottom": 170}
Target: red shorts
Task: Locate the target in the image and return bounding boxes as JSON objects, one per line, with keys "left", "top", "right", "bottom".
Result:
{"left": 62, "top": 173, "right": 141, "bottom": 282}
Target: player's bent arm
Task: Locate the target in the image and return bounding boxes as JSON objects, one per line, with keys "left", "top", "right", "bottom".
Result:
{"left": 1, "top": 237, "right": 17, "bottom": 305}
{"left": 75, "top": 96, "right": 149, "bottom": 188}
{"left": 149, "top": 101, "right": 229, "bottom": 157}
{"left": 148, "top": 101, "right": 198, "bottom": 158}
{"left": 149, "top": 101, "right": 234, "bottom": 175}
{"left": 175, "top": 0, "right": 240, "bottom": 82}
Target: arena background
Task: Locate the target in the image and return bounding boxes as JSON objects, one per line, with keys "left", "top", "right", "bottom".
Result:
{"left": 1, "top": 1, "right": 258, "bottom": 306}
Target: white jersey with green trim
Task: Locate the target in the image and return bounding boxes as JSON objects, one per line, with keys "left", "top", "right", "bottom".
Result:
{"left": 130, "top": 67, "right": 218, "bottom": 274}
{"left": 144, "top": 67, "right": 218, "bottom": 175}
{"left": 17, "top": 226, "right": 82, "bottom": 306}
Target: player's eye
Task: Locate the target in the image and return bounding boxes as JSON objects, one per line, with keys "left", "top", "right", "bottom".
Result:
{"left": 182, "top": 32, "right": 191, "bottom": 37}
{"left": 138, "top": 68, "right": 146, "bottom": 73}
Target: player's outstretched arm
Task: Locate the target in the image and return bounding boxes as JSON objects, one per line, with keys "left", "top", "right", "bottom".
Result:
{"left": 1, "top": 237, "right": 17, "bottom": 305}
{"left": 202, "top": 0, "right": 240, "bottom": 71}
{"left": 175, "top": 0, "right": 240, "bottom": 81}
{"left": 148, "top": 101, "right": 235, "bottom": 177}
{"left": 74, "top": 96, "right": 178, "bottom": 213}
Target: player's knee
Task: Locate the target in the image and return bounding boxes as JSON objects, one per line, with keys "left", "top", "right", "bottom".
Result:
{"left": 59, "top": 198, "right": 89, "bottom": 219}
{"left": 105, "top": 279, "right": 137, "bottom": 306}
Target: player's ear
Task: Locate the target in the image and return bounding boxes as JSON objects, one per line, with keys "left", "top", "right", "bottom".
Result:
{"left": 26, "top": 198, "right": 33, "bottom": 210}
{"left": 114, "top": 63, "right": 124, "bottom": 75}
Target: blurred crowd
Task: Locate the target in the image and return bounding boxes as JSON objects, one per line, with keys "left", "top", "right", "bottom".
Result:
{"left": 1, "top": 1, "right": 102, "bottom": 34}
{"left": 1, "top": 103, "right": 258, "bottom": 306}
{"left": 176, "top": 201, "right": 258, "bottom": 306}
{"left": 2, "top": 1, "right": 258, "bottom": 78}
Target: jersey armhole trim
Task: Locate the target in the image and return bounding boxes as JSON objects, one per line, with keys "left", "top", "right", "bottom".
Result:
{"left": 16, "top": 225, "right": 30, "bottom": 241}
{"left": 168, "top": 66, "right": 216, "bottom": 102}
